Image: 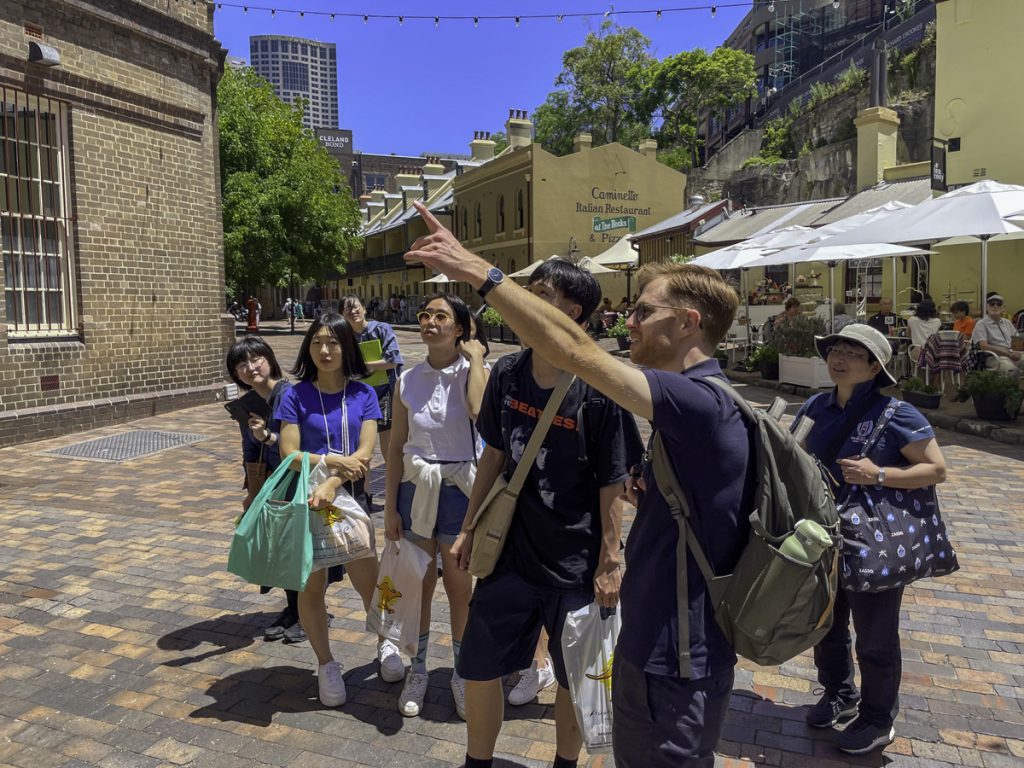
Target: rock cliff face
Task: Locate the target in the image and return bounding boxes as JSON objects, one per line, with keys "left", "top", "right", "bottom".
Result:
{"left": 690, "top": 36, "right": 935, "bottom": 206}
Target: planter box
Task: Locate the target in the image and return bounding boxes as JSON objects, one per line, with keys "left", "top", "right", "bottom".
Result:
{"left": 779, "top": 355, "right": 832, "bottom": 388}
{"left": 972, "top": 391, "right": 1020, "bottom": 421}
{"left": 760, "top": 360, "right": 779, "bottom": 380}
{"left": 902, "top": 389, "right": 941, "bottom": 410}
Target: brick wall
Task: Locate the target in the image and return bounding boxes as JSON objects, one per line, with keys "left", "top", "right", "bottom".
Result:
{"left": 0, "top": 0, "right": 234, "bottom": 447}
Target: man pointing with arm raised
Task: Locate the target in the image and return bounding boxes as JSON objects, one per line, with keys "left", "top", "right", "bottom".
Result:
{"left": 407, "top": 201, "right": 756, "bottom": 768}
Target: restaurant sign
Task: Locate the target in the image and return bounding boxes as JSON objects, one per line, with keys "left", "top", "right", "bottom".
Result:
{"left": 592, "top": 216, "right": 636, "bottom": 233}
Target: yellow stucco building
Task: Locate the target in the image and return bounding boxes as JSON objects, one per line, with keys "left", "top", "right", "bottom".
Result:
{"left": 339, "top": 113, "right": 687, "bottom": 311}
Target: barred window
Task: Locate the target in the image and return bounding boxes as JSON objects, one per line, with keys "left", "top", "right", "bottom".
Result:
{"left": 1, "top": 90, "right": 76, "bottom": 338}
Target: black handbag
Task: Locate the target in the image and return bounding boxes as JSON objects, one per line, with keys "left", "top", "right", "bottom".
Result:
{"left": 838, "top": 399, "right": 959, "bottom": 593}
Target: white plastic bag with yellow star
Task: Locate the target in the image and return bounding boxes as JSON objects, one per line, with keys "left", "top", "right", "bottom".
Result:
{"left": 560, "top": 603, "right": 620, "bottom": 753}
{"left": 308, "top": 458, "right": 375, "bottom": 569}
{"left": 366, "top": 539, "right": 432, "bottom": 656}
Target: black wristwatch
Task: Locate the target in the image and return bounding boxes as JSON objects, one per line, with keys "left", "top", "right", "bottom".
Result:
{"left": 477, "top": 267, "right": 505, "bottom": 299}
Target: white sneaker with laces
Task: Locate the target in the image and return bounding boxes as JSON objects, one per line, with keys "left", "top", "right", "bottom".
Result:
{"left": 318, "top": 661, "right": 346, "bottom": 707}
{"left": 378, "top": 638, "right": 405, "bottom": 683}
{"left": 450, "top": 669, "right": 466, "bottom": 721}
{"left": 507, "top": 659, "right": 556, "bottom": 706}
{"left": 399, "top": 670, "right": 429, "bottom": 717}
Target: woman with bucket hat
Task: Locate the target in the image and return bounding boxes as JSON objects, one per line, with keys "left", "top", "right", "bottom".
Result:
{"left": 792, "top": 324, "right": 948, "bottom": 755}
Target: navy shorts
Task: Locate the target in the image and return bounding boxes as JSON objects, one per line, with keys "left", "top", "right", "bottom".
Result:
{"left": 396, "top": 480, "right": 468, "bottom": 545}
{"left": 457, "top": 565, "right": 592, "bottom": 689}
{"left": 611, "top": 655, "right": 734, "bottom": 768}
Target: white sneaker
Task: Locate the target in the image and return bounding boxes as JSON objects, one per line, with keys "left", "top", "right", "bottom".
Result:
{"left": 450, "top": 669, "right": 466, "bottom": 721}
{"left": 399, "top": 670, "right": 429, "bottom": 717}
{"left": 378, "top": 638, "right": 405, "bottom": 683}
{"left": 318, "top": 661, "right": 346, "bottom": 707}
{"left": 507, "top": 659, "right": 555, "bottom": 706}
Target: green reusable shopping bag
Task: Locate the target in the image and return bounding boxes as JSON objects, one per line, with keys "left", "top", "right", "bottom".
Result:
{"left": 227, "top": 451, "right": 313, "bottom": 592}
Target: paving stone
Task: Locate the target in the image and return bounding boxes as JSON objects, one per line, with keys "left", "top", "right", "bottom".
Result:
{"left": 1, "top": 336, "right": 1022, "bottom": 768}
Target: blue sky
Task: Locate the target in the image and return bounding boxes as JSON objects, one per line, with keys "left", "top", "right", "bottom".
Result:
{"left": 213, "top": 0, "right": 750, "bottom": 156}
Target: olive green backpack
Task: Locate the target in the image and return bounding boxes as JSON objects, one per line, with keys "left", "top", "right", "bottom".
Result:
{"left": 650, "top": 376, "right": 839, "bottom": 676}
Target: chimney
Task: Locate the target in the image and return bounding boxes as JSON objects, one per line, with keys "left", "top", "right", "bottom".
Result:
{"left": 421, "top": 156, "right": 445, "bottom": 176}
{"left": 854, "top": 106, "right": 900, "bottom": 191}
{"left": 505, "top": 108, "right": 533, "bottom": 149}
{"left": 470, "top": 130, "right": 496, "bottom": 161}
{"left": 394, "top": 168, "right": 421, "bottom": 209}
{"left": 573, "top": 132, "right": 593, "bottom": 153}
{"left": 638, "top": 138, "right": 658, "bottom": 158}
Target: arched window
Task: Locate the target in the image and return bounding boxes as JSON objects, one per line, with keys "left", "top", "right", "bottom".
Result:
{"left": 461, "top": 207, "right": 468, "bottom": 240}
{"left": 515, "top": 189, "right": 524, "bottom": 229}
{"left": 474, "top": 203, "right": 482, "bottom": 238}
{"left": 497, "top": 195, "right": 505, "bottom": 233}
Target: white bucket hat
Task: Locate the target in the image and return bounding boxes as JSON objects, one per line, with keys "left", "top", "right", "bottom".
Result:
{"left": 814, "top": 324, "right": 897, "bottom": 388}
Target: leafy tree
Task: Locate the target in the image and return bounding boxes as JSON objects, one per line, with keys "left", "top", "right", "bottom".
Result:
{"left": 534, "top": 21, "right": 655, "bottom": 154}
{"left": 533, "top": 91, "right": 581, "bottom": 156}
{"left": 217, "top": 66, "right": 362, "bottom": 295}
{"left": 488, "top": 130, "right": 509, "bottom": 154}
{"left": 645, "top": 46, "right": 757, "bottom": 167}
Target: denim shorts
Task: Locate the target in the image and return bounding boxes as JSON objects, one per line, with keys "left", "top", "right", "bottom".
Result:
{"left": 396, "top": 480, "right": 468, "bottom": 545}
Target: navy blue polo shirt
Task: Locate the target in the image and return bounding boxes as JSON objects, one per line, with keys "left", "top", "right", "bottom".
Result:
{"left": 794, "top": 381, "right": 934, "bottom": 494}
{"left": 618, "top": 359, "right": 755, "bottom": 680}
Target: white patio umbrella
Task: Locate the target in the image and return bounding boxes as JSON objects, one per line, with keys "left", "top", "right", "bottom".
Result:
{"left": 821, "top": 180, "right": 1024, "bottom": 302}
{"left": 757, "top": 242, "right": 933, "bottom": 326}
{"left": 509, "top": 255, "right": 617, "bottom": 279}
{"left": 592, "top": 235, "right": 637, "bottom": 268}
{"left": 422, "top": 273, "right": 456, "bottom": 284}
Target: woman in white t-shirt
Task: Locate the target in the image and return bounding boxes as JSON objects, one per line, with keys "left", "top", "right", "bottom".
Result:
{"left": 384, "top": 293, "right": 488, "bottom": 720}
{"left": 907, "top": 299, "right": 941, "bottom": 361}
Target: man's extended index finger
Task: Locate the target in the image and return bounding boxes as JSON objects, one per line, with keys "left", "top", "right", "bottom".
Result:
{"left": 413, "top": 201, "right": 443, "bottom": 233}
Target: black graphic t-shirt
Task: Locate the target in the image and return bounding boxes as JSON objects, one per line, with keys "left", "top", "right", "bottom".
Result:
{"left": 476, "top": 351, "right": 641, "bottom": 592}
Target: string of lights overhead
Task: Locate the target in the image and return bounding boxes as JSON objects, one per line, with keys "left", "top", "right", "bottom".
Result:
{"left": 211, "top": 1, "right": 829, "bottom": 25}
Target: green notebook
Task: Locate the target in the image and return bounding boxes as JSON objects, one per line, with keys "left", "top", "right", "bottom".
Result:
{"left": 358, "top": 339, "right": 389, "bottom": 387}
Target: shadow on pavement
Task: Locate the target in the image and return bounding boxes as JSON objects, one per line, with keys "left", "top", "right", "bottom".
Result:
{"left": 719, "top": 690, "right": 892, "bottom": 768}
{"left": 189, "top": 664, "right": 323, "bottom": 726}
{"left": 156, "top": 611, "right": 276, "bottom": 667}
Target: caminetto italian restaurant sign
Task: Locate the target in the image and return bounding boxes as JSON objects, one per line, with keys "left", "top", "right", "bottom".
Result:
{"left": 576, "top": 187, "right": 652, "bottom": 229}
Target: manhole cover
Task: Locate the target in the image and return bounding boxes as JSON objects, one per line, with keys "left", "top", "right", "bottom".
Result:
{"left": 39, "top": 430, "right": 207, "bottom": 463}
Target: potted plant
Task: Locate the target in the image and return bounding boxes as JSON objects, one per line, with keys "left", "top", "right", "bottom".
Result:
{"left": 775, "top": 314, "right": 831, "bottom": 388}
{"left": 480, "top": 306, "right": 505, "bottom": 343}
{"left": 748, "top": 344, "right": 780, "bottom": 380}
{"left": 963, "top": 370, "right": 1023, "bottom": 421}
{"left": 607, "top": 315, "right": 631, "bottom": 351}
{"left": 901, "top": 376, "right": 941, "bottom": 409}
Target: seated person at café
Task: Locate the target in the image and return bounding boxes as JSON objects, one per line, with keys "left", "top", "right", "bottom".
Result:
{"left": 972, "top": 293, "right": 1024, "bottom": 379}
{"left": 951, "top": 301, "right": 975, "bottom": 337}
{"left": 827, "top": 303, "right": 858, "bottom": 334}
{"left": 867, "top": 297, "right": 900, "bottom": 335}
{"left": 907, "top": 299, "right": 941, "bottom": 360}
{"left": 763, "top": 297, "right": 801, "bottom": 344}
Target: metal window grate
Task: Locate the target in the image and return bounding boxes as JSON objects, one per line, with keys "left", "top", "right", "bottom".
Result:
{"left": 1, "top": 87, "right": 76, "bottom": 338}
{"left": 38, "top": 430, "right": 207, "bottom": 463}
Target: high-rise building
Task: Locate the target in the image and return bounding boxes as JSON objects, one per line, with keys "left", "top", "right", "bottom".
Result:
{"left": 249, "top": 34, "right": 338, "bottom": 130}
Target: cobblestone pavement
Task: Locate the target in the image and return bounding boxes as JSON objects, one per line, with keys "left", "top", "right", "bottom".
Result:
{"left": 0, "top": 321, "right": 1022, "bottom": 767}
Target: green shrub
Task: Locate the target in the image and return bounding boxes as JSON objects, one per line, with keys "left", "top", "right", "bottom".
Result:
{"left": 902, "top": 376, "right": 939, "bottom": 395}
{"left": 773, "top": 314, "right": 827, "bottom": 357}
{"left": 964, "top": 370, "right": 1023, "bottom": 416}
{"left": 606, "top": 314, "right": 630, "bottom": 338}
{"left": 480, "top": 306, "right": 504, "bottom": 327}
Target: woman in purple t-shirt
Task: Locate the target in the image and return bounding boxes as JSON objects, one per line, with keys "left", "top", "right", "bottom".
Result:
{"left": 276, "top": 313, "right": 404, "bottom": 708}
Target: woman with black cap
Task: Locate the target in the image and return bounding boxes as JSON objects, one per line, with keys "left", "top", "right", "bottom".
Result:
{"left": 793, "top": 324, "right": 947, "bottom": 755}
